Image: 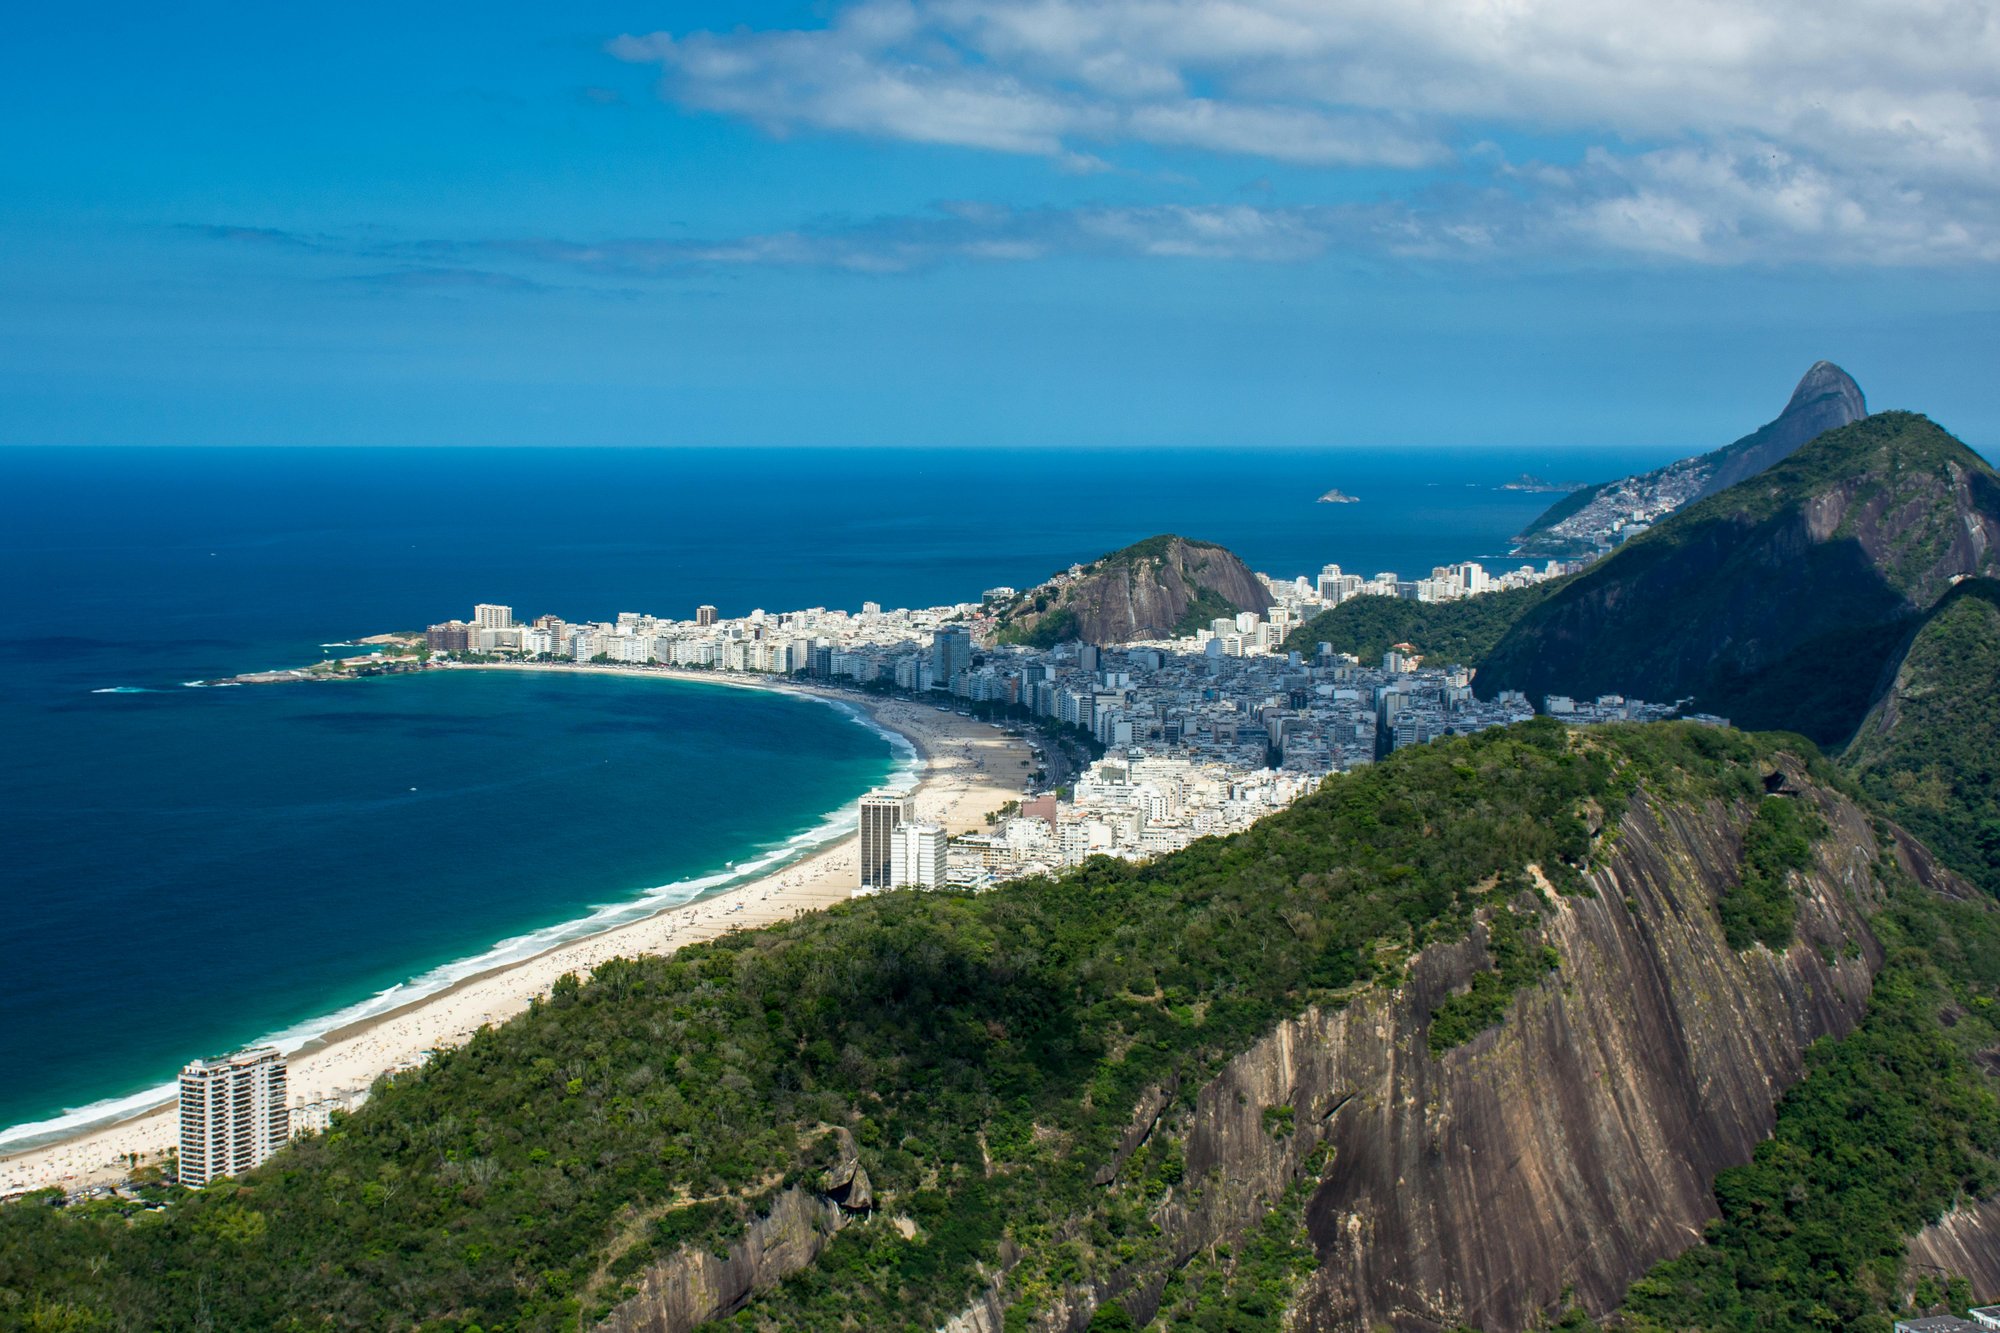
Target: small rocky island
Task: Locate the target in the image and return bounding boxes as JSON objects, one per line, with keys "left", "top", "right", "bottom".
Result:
{"left": 1316, "top": 488, "right": 1359, "bottom": 504}
{"left": 1501, "top": 473, "right": 1580, "bottom": 493}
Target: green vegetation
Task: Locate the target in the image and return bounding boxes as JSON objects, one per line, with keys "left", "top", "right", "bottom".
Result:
{"left": 1096, "top": 533, "right": 1220, "bottom": 568}
{"left": 1848, "top": 580, "right": 2000, "bottom": 896}
{"left": 1426, "top": 901, "right": 1563, "bottom": 1054}
{"left": 1716, "top": 794, "right": 1823, "bottom": 951}
{"left": 0, "top": 721, "right": 1788, "bottom": 1332}
{"left": 994, "top": 605, "right": 1078, "bottom": 648}
{"left": 1617, "top": 844, "right": 2000, "bottom": 1332}
{"left": 1479, "top": 413, "right": 2000, "bottom": 747}
{"left": 1281, "top": 580, "right": 1563, "bottom": 666}
{"left": 1657, "top": 413, "right": 1990, "bottom": 569}
{"left": 1146, "top": 1142, "right": 1330, "bottom": 1330}
{"left": 1170, "top": 586, "right": 1244, "bottom": 638}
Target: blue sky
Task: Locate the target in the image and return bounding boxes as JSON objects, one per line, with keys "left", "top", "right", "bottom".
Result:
{"left": 3, "top": 1, "right": 1997, "bottom": 448}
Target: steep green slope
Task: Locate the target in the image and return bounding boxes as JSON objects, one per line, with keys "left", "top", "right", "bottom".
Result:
{"left": 0, "top": 723, "right": 1787, "bottom": 1333}
{"left": 1847, "top": 580, "right": 2000, "bottom": 895}
{"left": 1281, "top": 579, "right": 1565, "bottom": 665}
{"left": 1478, "top": 413, "right": 2000, "bottom": 746}
{"left": 1614, "top": 840, "right": 2000, "bottom": 1333}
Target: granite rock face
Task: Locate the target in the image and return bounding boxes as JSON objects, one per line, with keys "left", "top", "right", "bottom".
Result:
{"left": 596, "top": 1187, "right": 850, "bottom": 1333}
{"left": 820, "top": 1125, "right": 874, "bottom": 1212}
{"left": 597, "top": 1128, "right": 878, "bottom": 1333}
{"left": 1287, "top": 785, "right": 1896, "bottom": 1331}
{"left": 993, "top": 535, "right": 1274, "bottom": 646}
{"left": 941, "top": 773, "right": 1951, "bottom": 1332}
{"left": 1697, "top": 359, "right": 1869, "bottom": 499}
{"left": 1905, "top": 1195, "right": 2000, "bottom": 1304}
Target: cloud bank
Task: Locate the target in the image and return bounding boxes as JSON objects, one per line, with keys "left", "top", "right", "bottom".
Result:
{"left": 603, "top": 0, "right": 2000, "bottom": 265}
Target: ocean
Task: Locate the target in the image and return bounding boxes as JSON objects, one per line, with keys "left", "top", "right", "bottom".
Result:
{"left": 0, "top": 442, "right": 1679, "bottom": 1146}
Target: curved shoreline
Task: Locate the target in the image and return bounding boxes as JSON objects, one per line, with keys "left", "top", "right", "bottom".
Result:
{"left": 0, "top": 665, "right": 1032, "bottom": 1197}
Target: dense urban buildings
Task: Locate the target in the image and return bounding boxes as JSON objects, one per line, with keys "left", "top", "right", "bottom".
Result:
{"left": 425, "top": 552, "right": 1697, "bottom": 896}
{"left": 176, "top": 1048, "right": 290, "bottom": 1187}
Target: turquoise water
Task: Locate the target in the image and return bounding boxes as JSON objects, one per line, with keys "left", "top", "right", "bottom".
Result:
{"left": 0, "top": 443, "right": 1678, "bottom": 1146}
{"left": 0, "top": 667, "right": 907, "bottom": 1147}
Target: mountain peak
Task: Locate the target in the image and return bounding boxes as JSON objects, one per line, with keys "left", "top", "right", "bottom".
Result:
{"left": 1516, "top": 361, "right": 1871, "bottom": 554}
{"left": 1691, "top": 359, "right": 1869, "bottom": 500}
{"left": 1785, "top": 360, "right": 1867, "bottom": 419}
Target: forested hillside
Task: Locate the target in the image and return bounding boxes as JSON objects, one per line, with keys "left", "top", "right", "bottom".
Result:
{"left": 1280, "top": 579, "right": 1561, "bottom": 666}
{"left": 1479, "top": 413, "right": 2000, "bottom": 746}
{"left": 7, "top": 721, "right": 2000, "bottom": 1332}
{"left": 1847, "top": 579, "right": 2000, "bottom": 896}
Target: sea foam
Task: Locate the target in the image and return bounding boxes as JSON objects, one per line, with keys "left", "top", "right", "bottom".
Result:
{"left": 0, "top": 688, "right": 918, "bottom": 1155}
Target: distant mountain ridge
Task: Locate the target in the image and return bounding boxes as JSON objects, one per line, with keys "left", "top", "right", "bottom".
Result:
{"left": 1517, "top": 361, "right": 1868, "bottom": 555}
{"left": 991, "top": 534, "right": 1273, "bottom": 647}
{"left": 1477, "top": 410, "right": 2000, "bottom": 747}
{"left": 1696, "top": 360, "right": 1871, "bottom": 499}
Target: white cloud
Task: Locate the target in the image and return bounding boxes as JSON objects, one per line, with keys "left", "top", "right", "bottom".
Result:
{"left": 491, "top": 203, "right": 1373, "bottom": 274}
{"left": 1559, "top": 143, "right": 2000, "bottom": 264}
{"left": 607, "top": 0, "right": 2000, "bottom": 265}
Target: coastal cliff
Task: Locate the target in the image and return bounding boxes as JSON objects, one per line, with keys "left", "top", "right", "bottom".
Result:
{"left": 992, "top": 534, "right": 1273, "bottom": 647}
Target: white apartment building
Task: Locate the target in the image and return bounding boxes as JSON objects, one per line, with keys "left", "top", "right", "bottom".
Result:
{"left": 178, "top": 1047, "right": 290, "bottom": 1186}
{"left": 889, "top": 821, "right": 948, "bottom": 889}
{"left": 473, "top": 603, "right": 513, "bottom": 630}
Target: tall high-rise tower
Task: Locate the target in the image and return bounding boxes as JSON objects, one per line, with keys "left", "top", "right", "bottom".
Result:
{"left": 696, "top": 605, "right": 717, "bottom": 627}
{"left": 857, "top": 791, "right": 914, "bottom": 892}
{"left": 178, "top": 1047, "right": 290, "bottom": 1186}
{"left": 474, "top": 603, "right": 514, "bottom": 630}
{"left": 930, "top": 627, "right": 972, "bottom": 691}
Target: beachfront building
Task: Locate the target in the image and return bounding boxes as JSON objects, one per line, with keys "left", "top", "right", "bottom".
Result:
{"left": 931, "top": 627, "right": 972, "bottom": 692}
{"left": 177, "top": 1047, "right": 290, "bottom": 1187}
{"left": 857, "top": 791, "right": 914, "bottom": 893}
{"left": 473, "top": 603, "right": 513, "bottom": 630}
{"left": 425, "top": 620, "right": 471, "bottom": 653}
{"left": 889, "top": 821, "right": 948, "bottom": 889}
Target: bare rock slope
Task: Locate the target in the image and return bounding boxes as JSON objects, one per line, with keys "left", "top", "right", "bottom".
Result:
{"left": 932, "top": 770, "right": 1955, "bottom": 1332}
{"left": 992, "top": 534, "right": 1273, "bottom": 647}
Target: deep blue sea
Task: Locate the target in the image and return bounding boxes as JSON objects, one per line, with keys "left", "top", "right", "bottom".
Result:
{"left": 0, "top": 443, "right": 1679, "bottom": 1146}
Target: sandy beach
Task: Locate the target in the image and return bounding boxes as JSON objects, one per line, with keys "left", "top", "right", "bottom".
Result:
{"left": 0, "top": 666, "right": 1032, "bottom": 1198}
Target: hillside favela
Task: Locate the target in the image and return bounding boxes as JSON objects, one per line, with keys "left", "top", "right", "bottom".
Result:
{"left": 6, "top": 7, "right": 2000, "bottom": 1333}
